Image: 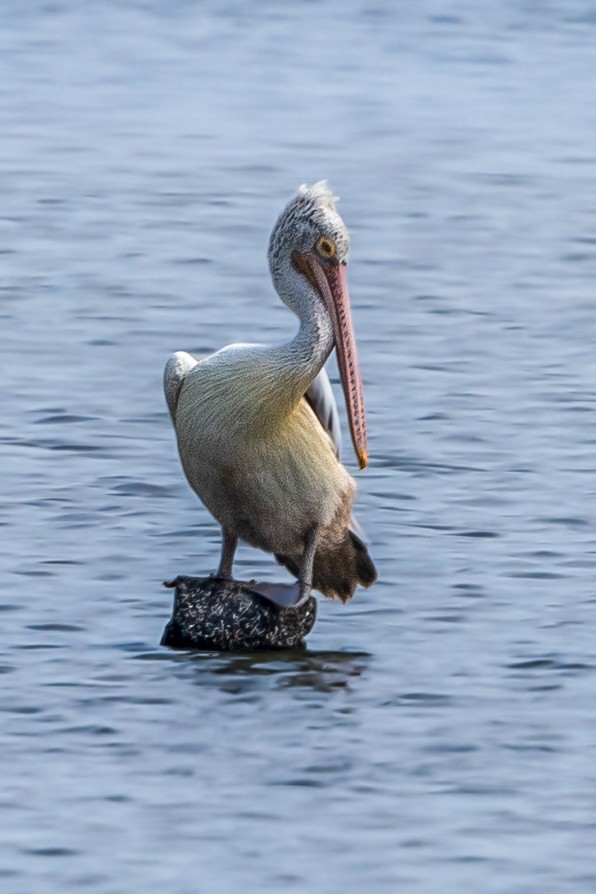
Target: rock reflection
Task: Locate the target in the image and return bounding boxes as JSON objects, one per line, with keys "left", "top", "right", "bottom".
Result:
{"left": 162, "top": 648, "right": 371, "bottom": 695}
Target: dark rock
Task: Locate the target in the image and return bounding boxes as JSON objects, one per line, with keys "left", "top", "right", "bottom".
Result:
{"left": 161, "top": 576, "right": 317, "bottom": 651}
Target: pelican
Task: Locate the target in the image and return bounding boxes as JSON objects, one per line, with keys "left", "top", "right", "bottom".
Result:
{"left": 164, "top": 182, "right": 376, "bottom": 606}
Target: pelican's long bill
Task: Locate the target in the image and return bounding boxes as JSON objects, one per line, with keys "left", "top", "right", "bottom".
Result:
{"left": 298, "top": 250, "right": 368, "bottom": 470}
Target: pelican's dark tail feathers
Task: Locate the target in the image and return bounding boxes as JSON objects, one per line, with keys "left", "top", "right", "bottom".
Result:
{"left": 275, "top": 528, "right": 377, "bottom": 604}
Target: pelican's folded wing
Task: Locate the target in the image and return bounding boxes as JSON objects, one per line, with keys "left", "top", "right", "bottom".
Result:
{"left": 164, "top": 351, "right": 200, "bottom": 423}
{"left": 305, "top": 365, "right": 369, "bottom": 542}
{"left": 304, "top": 366, "right": 342, "bottom": 458}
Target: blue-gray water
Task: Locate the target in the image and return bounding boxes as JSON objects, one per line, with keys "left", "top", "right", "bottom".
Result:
{"left": 2, "top": 2, "right": 596, "bottom": 892}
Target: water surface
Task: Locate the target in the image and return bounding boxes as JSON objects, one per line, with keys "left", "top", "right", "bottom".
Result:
{"left": 2, "top": 2, "right": 596, "bottom": 892}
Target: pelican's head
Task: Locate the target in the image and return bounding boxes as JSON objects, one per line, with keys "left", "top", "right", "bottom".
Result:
{"left": 268, "top": 182, "right": 368, "bottom": 469}
{"left": 268, "top": 181, "right": 350, "bottom": 269}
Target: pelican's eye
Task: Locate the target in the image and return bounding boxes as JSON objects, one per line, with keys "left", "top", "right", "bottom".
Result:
{"left": 316, "top": 236, "right": 337, "bottom": 259}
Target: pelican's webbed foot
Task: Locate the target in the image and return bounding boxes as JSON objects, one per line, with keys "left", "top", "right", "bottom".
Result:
{"left": 252, "top": 525, "right": 319, "bottom": 609}
{"left": 250, "top": 581, "right": 305, "bottom": 608}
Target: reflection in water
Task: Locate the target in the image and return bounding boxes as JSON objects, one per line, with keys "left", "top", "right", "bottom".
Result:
{"left": 146, "top": 647, "right": 371, "bottom": 695}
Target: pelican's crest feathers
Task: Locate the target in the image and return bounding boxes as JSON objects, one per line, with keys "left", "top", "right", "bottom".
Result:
{"left": 296, "top": 180, "right": 340, "bottom": 211}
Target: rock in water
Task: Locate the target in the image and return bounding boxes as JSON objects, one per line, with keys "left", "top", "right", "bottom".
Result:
{"left": 161, "top": 576, "right": 317, "bottom": 651}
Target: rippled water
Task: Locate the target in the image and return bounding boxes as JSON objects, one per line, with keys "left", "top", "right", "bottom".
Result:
{"left": 3, "top": 2, "right": 596, "bottom": 892}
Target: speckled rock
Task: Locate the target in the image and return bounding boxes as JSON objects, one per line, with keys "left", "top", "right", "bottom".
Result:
{"left": 161, "top": 576, "right": 317, "bottom": 651}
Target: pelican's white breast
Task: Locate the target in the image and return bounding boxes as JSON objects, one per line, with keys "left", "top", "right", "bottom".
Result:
{"left": 173, "top": 344, "right": 355, "bottom": 555}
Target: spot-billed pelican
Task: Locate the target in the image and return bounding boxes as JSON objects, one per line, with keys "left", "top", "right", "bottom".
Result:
{"left": 164, "top": 182, "right": 376, "bottom": 606}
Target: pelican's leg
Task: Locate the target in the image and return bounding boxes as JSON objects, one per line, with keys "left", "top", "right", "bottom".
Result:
{"left": 216, "top": 527, "right": 237, "bottom": 580}
{"left": 252, "top": 526, "right": 318, "bottom": 609}
{"left": 297, "top": 524, "right": 318, "bottom": 604}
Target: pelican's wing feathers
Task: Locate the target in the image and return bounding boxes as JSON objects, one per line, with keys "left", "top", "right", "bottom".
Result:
{"left": 304, "top": 366, "right": 342, "bottom": 458}
{"left": 164, "top": 351, "right": 200, "bottom": 422}
{"left": 304, "top": 365, "right": 368, "bottom": 542}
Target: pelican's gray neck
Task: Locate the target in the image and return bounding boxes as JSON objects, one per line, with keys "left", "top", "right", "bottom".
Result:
{"left": 287, "top": 291, "right": 333, "bottom": 380}
{"left": 271, "top": 258, "right": 334, "bottom": 402}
